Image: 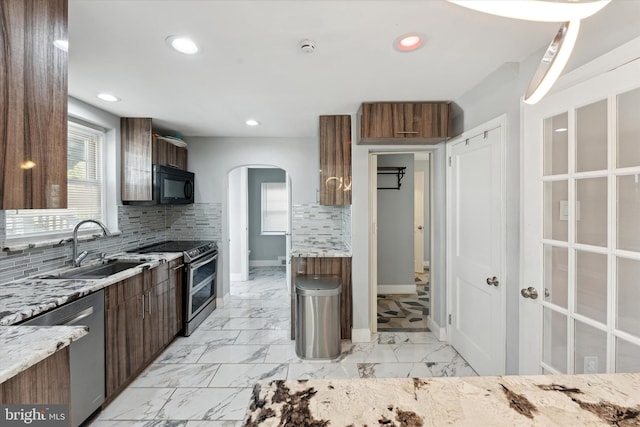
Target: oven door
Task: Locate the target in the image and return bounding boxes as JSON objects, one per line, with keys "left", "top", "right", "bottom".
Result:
{"left": 187, "top": 253, "right": 217, "bottom": 319}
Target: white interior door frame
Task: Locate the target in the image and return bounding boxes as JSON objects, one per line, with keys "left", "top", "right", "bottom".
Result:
{"left": 369, "top": 153, "right": 378, "bottom": 334}
{"left": 414, "top": 170, "right": 425, "bottom": 273}
{"left": 240, "top": 167, "right": 249, "bottom": 281}
{"left": 446, "top": 114, "right": 507, "bottom": 375}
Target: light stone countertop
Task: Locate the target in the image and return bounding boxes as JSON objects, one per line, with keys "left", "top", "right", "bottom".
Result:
{"left": 0, "top": 325, "right": 88, "bottom": 383}
{"left": 290, "top": 241, "right": 351, "bottom": 258}
{"left": 0, "top": 252, "right": 182, "bottom": 326}
{"left": 244, "top": 374, "right": 640, "bottom": 426}
{"left": 0, "top": 251, "right": 182, "bottom": 384}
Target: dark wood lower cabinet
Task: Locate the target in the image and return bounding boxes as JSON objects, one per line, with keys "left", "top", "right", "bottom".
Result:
{"left": 105, "top": 261, "right": 183, "bottom": 402}
{"left": 0, "top": 347, "right": 71, "bottom": 405}
{"left": 290, "top": 257, "right": 352, "bottom": 340}
{"left": 169, "top": 258, "right": 184, "bottom": 337}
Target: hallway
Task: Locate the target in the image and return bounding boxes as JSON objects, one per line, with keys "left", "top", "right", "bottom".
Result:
{"left": 91, "top": 267, "right": 475, "bottom": 426}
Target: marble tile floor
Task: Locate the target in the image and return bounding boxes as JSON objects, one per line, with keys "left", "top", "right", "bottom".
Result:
{"left": 89, "top": 267, "right": 475, "bottom": 427}
{"left": 377, "top": 268, "right": 430, "bottom": 331}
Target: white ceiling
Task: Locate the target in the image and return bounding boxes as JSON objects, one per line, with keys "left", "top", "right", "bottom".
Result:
{"left": 68, "top": 0, "right": 640, "bottom": 138}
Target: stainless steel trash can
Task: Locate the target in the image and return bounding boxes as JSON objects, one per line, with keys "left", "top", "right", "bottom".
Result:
{"left": 295, "top": 275, "right": 342, "bottom": 360}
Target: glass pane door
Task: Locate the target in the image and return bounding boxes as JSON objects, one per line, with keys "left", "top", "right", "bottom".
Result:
{"left": 539, "top": 89, "right": 640, "bottom": 375}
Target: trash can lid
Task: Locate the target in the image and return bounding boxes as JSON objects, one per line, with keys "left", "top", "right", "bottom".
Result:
{"left": 296, "top": 275, "right": 341, "bottom": 296}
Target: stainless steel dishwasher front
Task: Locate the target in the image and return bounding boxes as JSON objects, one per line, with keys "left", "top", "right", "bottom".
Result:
{"left": 22, "top": 289, "right": 105, "bottom": 427}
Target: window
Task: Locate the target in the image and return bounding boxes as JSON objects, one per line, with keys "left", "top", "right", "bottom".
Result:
{"left": 5, "top": 121, "right": 105, "bottom": 240}
{"left": 261, "top": 182, "right": 287, "bottom": 235}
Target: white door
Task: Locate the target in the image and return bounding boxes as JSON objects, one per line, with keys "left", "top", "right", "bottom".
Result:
{"left": 414, "top": 171, "right": 425, "bottom": 273}
{"left": 521, "top": 57, "right": 640, "bottom": 374}
{"left": 448, "top": 124, "right": 506, "bottom": 375}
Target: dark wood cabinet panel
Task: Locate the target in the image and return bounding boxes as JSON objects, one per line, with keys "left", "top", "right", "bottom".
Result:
{"left": 358, "top": 102, "right": 450, "bottom": 145}
{"left": 104, "top": 274, "right": 145, "bottom": 399}
{"left": 0, "top": 0, "right": 68, "bottom": 209}
{"left": 153, "top": 138, "right": 188, "bottom": 170}
{"left": 290, "top": 257, "right": 352, "bottom": 340}
{"left": 319, "top": 115, "right": 351, "bottom": 206}
{"left": 0, "top": 347, "right": 70, "bottom": 404}
{"left": 121, "top": 118, "right": 153, "bottom": 201}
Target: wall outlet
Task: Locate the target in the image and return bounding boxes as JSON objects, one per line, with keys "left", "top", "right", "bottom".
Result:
{"left": 584, "top": 356, "right": 598, "bottom": 374}
{"left": 278, "top": 256, "right": 286, "bottom": 265}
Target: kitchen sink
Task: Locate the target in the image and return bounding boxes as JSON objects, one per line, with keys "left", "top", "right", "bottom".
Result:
{"left": 43, "top": 260, "right": 146, "bottom": 279}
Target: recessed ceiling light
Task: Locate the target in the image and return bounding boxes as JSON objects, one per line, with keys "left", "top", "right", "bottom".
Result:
{"left": 555, "top": 127, "right": 568, "bottom": 133}
{"left": 97, "top": 93, "right": 121, "bottom": 102}
{"left": 53, "top": 39, "right": 68, "bottom": 52}
{"left": 245, "top": 119, "right": 260, "bottom": 126}
{"left": 166, "top": 35, "right": 199, "bottom": 55}
{"left": 394, "top": 33, "right": 424, "bottom": 52}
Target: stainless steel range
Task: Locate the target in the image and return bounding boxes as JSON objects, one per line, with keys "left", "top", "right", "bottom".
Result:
{"left": 135, "top": 240, "right": 217, "bottom": 336}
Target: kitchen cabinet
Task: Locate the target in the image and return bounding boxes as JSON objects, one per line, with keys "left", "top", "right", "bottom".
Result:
{"left": 0, "top": 347, "right": 70, "bottom": 405}
{"left": 357, "top": 102, "right": 450, "bottom": 145}
{"left": 0, "top": 0, "right": 68, "bottom": 209}
{"left": 121, "top": 117, "right": 153, "bottom": 202}
{"left": 169, "top": 257, "right": 185, "bottom": 337}
{"left": 104, "top": 263, "right": 180, "bottom": 400}
{"left": 121, "top": 118, "right": 190, "bottom": 202}
{"left": 319, "top": 115, "right": 351, "bottom": 205}
{"left": 153, "top": 137, "right": 188, "bottom": 170}
{"left": 290, "top": 257, "right": 352, "bottom": 340}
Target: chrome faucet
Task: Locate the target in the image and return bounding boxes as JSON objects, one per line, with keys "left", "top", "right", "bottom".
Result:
{"left": 72, "top": 219, "right": 111, "bottom": 267}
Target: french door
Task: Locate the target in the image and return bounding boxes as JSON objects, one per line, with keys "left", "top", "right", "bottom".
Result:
{"left": 521, "top": 58, "right": 640, "bottom": 374}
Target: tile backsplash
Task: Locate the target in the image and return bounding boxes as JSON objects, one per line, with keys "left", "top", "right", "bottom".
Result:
{"left": 291, "top": 204, "right": 351, "bottom": 249}
{"left": 0, "top": 203, "right": 221, "bottom": 284}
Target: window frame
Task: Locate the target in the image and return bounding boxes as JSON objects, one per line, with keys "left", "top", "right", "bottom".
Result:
{"left": 260, "top": 181, "right": 287, "bottom": 235}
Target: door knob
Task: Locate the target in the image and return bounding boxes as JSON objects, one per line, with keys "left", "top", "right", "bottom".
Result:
{"left": 486, "top": 276, "right": 499, "bottom": 287}
{"left": 521, "top": 287, "right": 539, "bottom": 299}
{"left": 417, "top": 225, "right": 423, "bottom": 230}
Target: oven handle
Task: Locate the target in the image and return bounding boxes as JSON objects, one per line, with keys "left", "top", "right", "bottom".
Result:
{"left": 189, "top": 253, "right": 217, "bottom": 271}
{"left": 191, "top": 276, "right": 215, "bottom": 294}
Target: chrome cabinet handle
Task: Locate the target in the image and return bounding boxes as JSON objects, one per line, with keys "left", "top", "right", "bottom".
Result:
{"left": 172, "top": 264, "right": 184, "bottom": 271}
{"left": 486, "top": 276, "right": 499, "bottom": 287}
{"left": 521, "top": 287, "right": 539, "bottom": 299}
{"left": 60, "top": 307, "right": 94, "bottom": 326}
{"left": 395, "top": 131, "right": 418, "bottom": 134}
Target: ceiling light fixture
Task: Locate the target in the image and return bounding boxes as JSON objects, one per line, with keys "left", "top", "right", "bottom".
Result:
{"left": 394, "top": 33, "right": 424, "bottom": 52}
{"left": 245, "top": 119, "right": 260, "bottom": 126}
{"left": 166, "top": 35, "right": 199, "bottom": 55}
{"left": 97, "top": 93, "right": 121, "bottom": 102}
{"left": 53, "top": 39, "right": 68, "bottom": 52}
{"left": 524, "top": 20, "right": 580, "bottom": 105}
{"left": 446, "top": 0, "right": 611, "bottom": 22}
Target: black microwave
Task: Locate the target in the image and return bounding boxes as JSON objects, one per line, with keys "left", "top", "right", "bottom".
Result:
{"left": 153, "top": 164, "right": 194, "bottom": 204}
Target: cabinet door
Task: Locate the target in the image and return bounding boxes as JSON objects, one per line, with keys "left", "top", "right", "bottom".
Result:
{"left": 104, "top": 275, "right": 144, "bottom": 399}
{"left": 175, "top": 146, "right": 188, "bottom": 170}
{"left": 153, "top": 138, "right": 188, "bottom": 170}
{"left": 169, "top": 258, "right": 184, "bottom": 337}
{"left": 319, "top": 115, "right": 352, "bottom": 205}
{"left": 358, "top": 102, "right": 450, "bottom": 145}
{"left": 0, "top": 0, "right": 68, "bottom": 209}
{"left": 121, "top": 117, "right": 153, "bottom": 201}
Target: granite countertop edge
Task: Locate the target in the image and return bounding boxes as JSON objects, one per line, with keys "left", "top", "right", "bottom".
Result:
{"left": 244, "top": 374, "right": 640, "bottom": 426}
{"left": 0, "top": 325, "right": 88, "bottom": 384}
{"left": 0, "top": 251, "right": 183, "bottom": 326}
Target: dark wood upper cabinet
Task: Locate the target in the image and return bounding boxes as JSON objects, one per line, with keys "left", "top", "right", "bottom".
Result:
{"left": 121, "top": 117, "right": 153, "bottom": 202}
{"left": 0, "top": 0, "right": 68, "bottom": 209}
{"left": 357, "top": 102, "right": 450, "bottom": 145}
{"left": 319, "top": 115, "right": 352, "bottom": 205}
{"left": 153, "top": 137, "right": 188, "bottom": 170}
{"left": 122, "top": 118, "right": 189, "bottom": 202}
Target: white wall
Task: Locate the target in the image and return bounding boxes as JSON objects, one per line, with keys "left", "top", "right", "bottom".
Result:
{"left": 228, "top": 167, "right": 243, "bottom": 276}
{"left": 187, "top": 136, "right": 317, "bottom": 302}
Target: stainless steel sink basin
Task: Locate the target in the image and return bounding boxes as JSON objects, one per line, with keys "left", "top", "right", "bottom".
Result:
{"left": 49, "top": 260, "right": 145, "bottom": 279}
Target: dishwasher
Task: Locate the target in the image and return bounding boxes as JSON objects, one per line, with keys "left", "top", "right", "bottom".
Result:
{"left": 22, "top": 290, "right": 105, "bottom": 427}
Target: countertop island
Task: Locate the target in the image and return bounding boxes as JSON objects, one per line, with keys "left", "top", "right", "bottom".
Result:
{"left": 244, "top": 374, "right": 640, "bottom": 426}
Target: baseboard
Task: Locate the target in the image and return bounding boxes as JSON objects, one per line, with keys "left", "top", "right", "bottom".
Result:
{"left": 351, "top": 328, "right": 371, "bottom": 343}
{"left": 377, "top": 284, "right": 417, "bottom": 295}
{"left": 249, "top": 260, "right": 282, "bottom": 267}
{"left": 427, "top": 317, "right": 448, "bottom": 342}
{"left": 423, "top": 261, "right": 430, "bottom": 268}
{"left": 216, "top": 293, "right": 231, "bottom": 308}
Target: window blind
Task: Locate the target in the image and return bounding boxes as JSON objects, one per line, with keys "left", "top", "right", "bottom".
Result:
{"left": 261, "top": 182, "right": 287, "bottom": 234}
{"left": 5, "top": 121, "right": 105, "bottom": 239}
